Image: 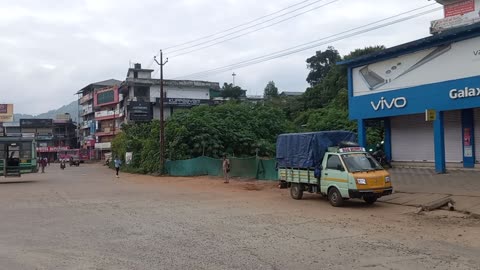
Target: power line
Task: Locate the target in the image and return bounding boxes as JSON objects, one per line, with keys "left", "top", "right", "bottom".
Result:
{"left": 173, "top": 5, "right": 441, "bottom": 79}
{"left": 168, "top": 0, "right": 340, "bottom": 57}
{"left": 163, "top": 0, "right": 317, "bottom": 51}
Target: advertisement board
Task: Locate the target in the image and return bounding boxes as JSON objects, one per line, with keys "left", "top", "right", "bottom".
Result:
{"left": 128, "top": 101, "right": 152, "bottom": 121}
{"left": 444, "top": 0, "right": 475, "bottom": 17}
{"left": 0, "top": 104, "right": 14, "bottom": 123}
{"left": 352, "top": 36, "right": 480, "bottom": 97}
{"left": 20, "top": 118, "right": 53, "bottom": 128}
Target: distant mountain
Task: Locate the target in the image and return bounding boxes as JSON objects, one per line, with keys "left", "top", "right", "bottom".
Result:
{"left": 13, "top": 100, "right": 79, "bottom": 123}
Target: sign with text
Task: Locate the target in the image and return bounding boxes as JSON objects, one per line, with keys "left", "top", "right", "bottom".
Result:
{"left": 0, "top": 104, "right": 14, "bottom": 122}
{"left": 445, "top": 0, "right": 475, "bottom": 17}
{"left": 20, "top": 118, "right": 53, "bottom": 128}
{"left": 128, "top": 101, "right": 152, "bottom": 121}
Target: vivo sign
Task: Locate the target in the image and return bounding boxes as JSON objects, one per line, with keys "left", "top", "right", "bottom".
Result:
{"left": 371, "top": 97, "right": 408, "bottom": 111}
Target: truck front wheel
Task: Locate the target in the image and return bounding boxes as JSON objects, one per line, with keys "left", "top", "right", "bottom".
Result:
{"left": 328, "top": 187, "right": 344, "bottom": 207}
{"left": 364, "top": 196, "right": 377, "bottom": 205}
{"left": 290, "top": 183, "right": 304, "bottom": 200}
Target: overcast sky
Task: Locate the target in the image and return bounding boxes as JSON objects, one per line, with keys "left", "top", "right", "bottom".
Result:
{"left": 0, "top": 0, "right": 443, "bottom": 115}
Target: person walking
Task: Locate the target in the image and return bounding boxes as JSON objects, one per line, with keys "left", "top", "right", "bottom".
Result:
{"left": 222, "top": 155, "right": 230, "bottom": 183}
{"left": 114, "top": 157, "right": 122, "bottom": 178}
{"left": 40, "top": 157, "right": 47, "bottom": 173}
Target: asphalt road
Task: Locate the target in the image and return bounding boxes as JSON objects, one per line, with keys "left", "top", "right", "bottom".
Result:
{"left": 0, "top": 164, "right": 479, "bottom": 270}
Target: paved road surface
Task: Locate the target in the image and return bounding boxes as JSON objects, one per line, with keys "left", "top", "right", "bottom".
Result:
{"left": 0, "top": 164, "right": 479, "bottom": 270}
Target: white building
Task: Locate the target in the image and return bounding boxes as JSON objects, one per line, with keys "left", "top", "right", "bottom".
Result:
{"left": 119, "top": 63, "right": 220, "bottom": 123}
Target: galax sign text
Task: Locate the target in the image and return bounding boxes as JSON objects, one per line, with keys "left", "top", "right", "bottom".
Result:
{"left": 449, "top": 87, "right": 480, "bottom": 99}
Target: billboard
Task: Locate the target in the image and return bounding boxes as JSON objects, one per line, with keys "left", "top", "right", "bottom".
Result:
{"left": 20, "top": 119, "right": 53, "bottom": 128}
{"left": 444, "top": 0, "right": 475, "bottom": 17}
{"left": 128, "top": 101, "right": 152, "bottom": 121}
{"left": 352, "top": 36, "right": 480, "bottom": 97}
{"left": 0, "top": 104, "right": 14, "bottom": 122}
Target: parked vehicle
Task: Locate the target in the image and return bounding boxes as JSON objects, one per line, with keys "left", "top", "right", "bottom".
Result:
{"left": 69, "top": 156, "right": 80, "bottom": 167}
{"left": 369, "top": 142, "right": 391, "bottom": 168}
{"left": 277, "top": 131, "right": 393, "bottom": 207}
{"left": 60, "top": 160, "right": 66, "bottom": 170}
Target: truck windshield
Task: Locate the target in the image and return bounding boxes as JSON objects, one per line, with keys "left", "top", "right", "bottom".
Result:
{"left": 341, "top": 153, "right": 383, "bottom": 172}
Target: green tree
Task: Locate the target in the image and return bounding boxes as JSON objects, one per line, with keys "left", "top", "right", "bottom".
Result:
{"left": 263, "top": 81, "right": 279, "bottom": 99}
{"left": 220, "top": 83, "right": 246, "bottom": 99}
{"left": 166, "top": 102, "right": 291, "bottom": 159}
{"left": 306, "top": 46, "right": 341, "bottom": 86}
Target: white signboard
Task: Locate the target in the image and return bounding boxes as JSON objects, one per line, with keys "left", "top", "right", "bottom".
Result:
{"left": 125, "top": 152, "right": 133, "bottom": 165}
{"left": 352, "top": 36, "right": 480, "bottom": 97}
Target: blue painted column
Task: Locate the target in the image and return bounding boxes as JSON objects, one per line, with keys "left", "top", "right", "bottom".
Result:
{"left": 357, "top": 119, "right": 367, "bottom": 147}
{"left": 383, "top": 118, "right": 392, "bottom": 162}
{"left": 461, "top": 109, "right": 475, "bottom": 168}
{"left": 433, "top": 111, "right": 446, "bottom": 173}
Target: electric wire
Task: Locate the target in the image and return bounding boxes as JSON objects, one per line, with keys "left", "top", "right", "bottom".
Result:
{"left": 163, "top": 0, "right": 320, "bottom": 51}
{"left": 173, "top": 5, "right": 441, "bottom": 79}
{"left": 166, "top": 0, "right": 337, "bottom": 54}
{"left": 168, "top": 0, "right": 340, "bottom": 57}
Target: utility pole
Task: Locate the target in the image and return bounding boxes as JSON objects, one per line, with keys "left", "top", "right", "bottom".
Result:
{"left": 154, "top": 50, "right": 168, "bottom": 174}
{"left": 232, "top": 72, "right": 236, "bottom": 86}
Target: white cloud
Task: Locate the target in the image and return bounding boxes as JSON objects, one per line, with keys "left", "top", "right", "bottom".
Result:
{"left": 0, "top": 0, "right": 444, "bottom": 114}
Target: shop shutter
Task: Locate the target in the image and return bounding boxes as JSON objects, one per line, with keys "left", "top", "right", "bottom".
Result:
{"left": 391, "top": 114, "right": 434, "bottom": 162}
{"left": 475, "top": 108, "right": 480, "bottom": 164}
{"left": 444, "top": 110, "right": 462, "bottom": 163}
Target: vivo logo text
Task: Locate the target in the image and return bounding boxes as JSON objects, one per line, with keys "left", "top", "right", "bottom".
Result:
{"left": 474, "top": 50, "right": 480, "bottom": 56}
{"left": 371, "top": 97, "right": 407, "bottom": 111}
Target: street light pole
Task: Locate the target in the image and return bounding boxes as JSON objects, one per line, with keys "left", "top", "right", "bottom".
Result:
{"left": 154, "top": 50, "right": 168, "bottom": 174}
{"left": 232, "top": 72, "right": 236, "bottom": 86}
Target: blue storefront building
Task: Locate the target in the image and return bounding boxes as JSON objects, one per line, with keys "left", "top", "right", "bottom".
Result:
{"left": 340, "top": 23, "right": 480, "bottom": 173}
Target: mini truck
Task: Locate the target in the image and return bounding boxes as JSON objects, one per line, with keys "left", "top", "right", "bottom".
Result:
{"left": 276, "top": 131, "right": 393, "bottom": 207}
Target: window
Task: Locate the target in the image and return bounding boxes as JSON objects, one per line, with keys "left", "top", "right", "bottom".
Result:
{"left": 134, "top": 71, "right": 138, "bottom": 78}
{"left": 326, "top": 155, "right": 344, "bottom": 171}
{"left": 97, "top": 90, "right": 115, "bottom": 105}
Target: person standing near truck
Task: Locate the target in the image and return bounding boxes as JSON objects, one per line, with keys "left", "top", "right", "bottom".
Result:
{"left": 222, "top": 155, "right": 230, "bottom": 183}
{"left": 114, "top": 157, "right": 122, "bottom": 178}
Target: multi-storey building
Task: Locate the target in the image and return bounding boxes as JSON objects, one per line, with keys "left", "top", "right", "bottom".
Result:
{"left": 118, "top": 63, "right": 220, "bottom": 123}
{"left": 52, "top": 114, "right": 77, "bottom": 149}
{"left": 76, "top": 79, "right": 122, "bottom": 153}
{"left": 93, "top": 85, "right": 123, "bottom": 157}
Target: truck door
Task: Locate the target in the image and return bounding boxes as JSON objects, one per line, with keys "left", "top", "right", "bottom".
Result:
{"left": 321, "top": 154, "right": 349, "bottom": 197}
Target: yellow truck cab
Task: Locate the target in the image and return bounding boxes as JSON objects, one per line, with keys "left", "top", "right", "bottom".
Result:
{"left": 277, "top": 131, "right": 392, "bottom": 207}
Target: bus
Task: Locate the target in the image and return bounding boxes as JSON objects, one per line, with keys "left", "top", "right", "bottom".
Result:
{"left": 0, "top": 136, "right": 38, "bottom": 177}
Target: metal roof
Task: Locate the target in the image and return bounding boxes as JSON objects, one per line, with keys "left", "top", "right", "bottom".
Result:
{"left": 338, "top": 23, "right": 480, "bottom": 67}
{"left": 75, "top": 79, "right": 123, "bottom": 95}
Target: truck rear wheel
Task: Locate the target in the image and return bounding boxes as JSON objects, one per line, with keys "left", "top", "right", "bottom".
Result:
{"left": 290, "top": 183, "right": 304, "bottom": 200}
{"left": 328, "top": 187, "right": 344, "bottom": 207}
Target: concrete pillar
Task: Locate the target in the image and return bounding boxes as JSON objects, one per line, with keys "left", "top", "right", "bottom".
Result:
{"left": 433, "top": 111, "right": 446, "bottom": 173}
{"left": 461, "top": 109, "right": 475, "bottom": 168}
{"left": 384, "top": 118, "right": 392, "bottom": 162}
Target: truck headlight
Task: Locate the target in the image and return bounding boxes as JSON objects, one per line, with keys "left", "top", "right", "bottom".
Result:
{"left": 356, "top": 178, "right": 367, "bottom": 185}
{"left": 385, "top": 176, "right": 391, "bottom": 183}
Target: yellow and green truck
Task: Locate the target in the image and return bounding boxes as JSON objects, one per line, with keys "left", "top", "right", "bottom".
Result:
{"left": 277, "top": 131, "right": 393, "bottom": 207}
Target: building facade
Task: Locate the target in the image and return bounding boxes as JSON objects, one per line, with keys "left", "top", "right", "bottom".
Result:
{"left": 119, "top": 63, "right": 220, "bottom": 123}
{"left": 76, "top": 79, "right": 122, "bottom": 153}
{"left": 341, "top": 19, "right": 480, "bottom": 172}
{"left": 93, "top": 85, "right": 123, "bottom": 156}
